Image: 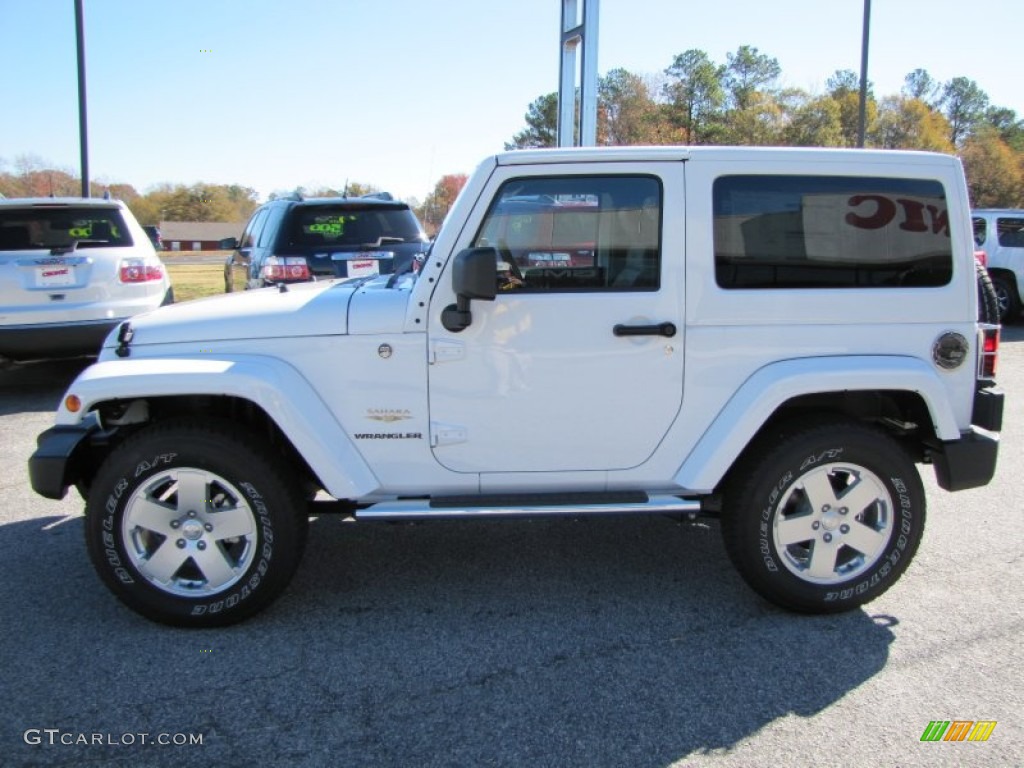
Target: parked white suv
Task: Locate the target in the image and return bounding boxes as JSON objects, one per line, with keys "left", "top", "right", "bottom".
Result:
{"left": 0, "top": 198, "right": 172, "bottom": 364}
{"left": 973, "top": 208, "right": 1024, "bottom": 322}
{"left": 28, "top": 147, "right": 1004, "bottom": 626}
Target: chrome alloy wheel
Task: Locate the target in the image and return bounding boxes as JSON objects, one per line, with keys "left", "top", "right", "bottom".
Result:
{"left": 121, "top": 468, "right": 257, "bottom": 597}
{"left": 772, "top": 463, "right": 893, "bottom": 584}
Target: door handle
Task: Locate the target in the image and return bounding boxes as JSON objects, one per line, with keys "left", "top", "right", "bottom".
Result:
{"left": 613, "top": 322, "right": 677, "bottom": 338}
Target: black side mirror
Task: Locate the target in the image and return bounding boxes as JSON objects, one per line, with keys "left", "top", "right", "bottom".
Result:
{"left": 442, "top": 247, "right": 497, "bottom": 332}
{"left": 219, "top": 237, "right": 239, "bottom": 250}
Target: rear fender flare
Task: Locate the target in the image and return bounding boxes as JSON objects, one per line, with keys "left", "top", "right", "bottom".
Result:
{"left": 674, "top": 355, "right": 959, "bottom": 493}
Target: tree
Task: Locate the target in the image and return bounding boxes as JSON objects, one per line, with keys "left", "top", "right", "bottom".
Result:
{"left": 342, "top": 181, "right": 381, "bottom": 197}
{"left": 982, "top": 107, "right": 1024, "bottom": 152}
{"left": 826, "top": 69, "right": 860, "bottom": 96}
{"left": 903, "top": 68, "right": 940, "bottom": 106}
{"left": 724, "top": 45, "right": 780, "bottom": 111}
{"left": 827, "top": 69, "right": 876, "bottom": 147}
{"left": 722, "top": 91, "right": 785, "bottom": 146}
{"left": 870, "top": 96, "right": 953, "bottom": 152}
{"left": 129, "top": 183, "right": 260, "bottom": 224}
{"left": 505, "top": 93, "right": 558, "bottom": 150}
{"left": 417, "top": 174, "right": 468, "bottom": 235}
{"left": 662, "top": 49, "right": 726, "bottom": 144}
{"left": 960, "top": 128, "right": 1024, "bottom": 208}
{"left": 783, "top": 95, "right": 844, "bottom": 147}
{"left": 939, "top": 77, "right": 989, "bottom": 146}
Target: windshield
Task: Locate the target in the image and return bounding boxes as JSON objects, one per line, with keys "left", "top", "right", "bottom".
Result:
{"left": 287, "top": 204, "right": 424, "bottom": 248}
{"left": 0, "top": 207, "right": 133, "bottom": 251}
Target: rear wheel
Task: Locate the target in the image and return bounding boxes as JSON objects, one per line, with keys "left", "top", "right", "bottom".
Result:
{"left": 976, "top": 261, "right": 1000, "bottom": 324}
{"left": 84, "top": 420, "right": 307, "bottom": 627}
{"left": 721, "top": 419, "right": 925, "bottom": 613}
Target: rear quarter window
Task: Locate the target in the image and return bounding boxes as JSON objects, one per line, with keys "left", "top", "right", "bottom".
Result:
{"left": 713, "top": 176, "right": 953, "bottom": 289}
{"left": 996, "top": 217, "right": 1024, "bottom": 248}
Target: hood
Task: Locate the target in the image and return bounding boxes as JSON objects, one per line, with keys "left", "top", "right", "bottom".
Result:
{"left": 110, "top": 279, "right": 360, "bottom": 348}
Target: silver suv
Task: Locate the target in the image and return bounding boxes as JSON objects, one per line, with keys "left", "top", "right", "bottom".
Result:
{"left": 0, "top": 198, "right": 172, "bottom": 363}
{"left": 973, "top": 208, "right": 1024, "bottom": 322}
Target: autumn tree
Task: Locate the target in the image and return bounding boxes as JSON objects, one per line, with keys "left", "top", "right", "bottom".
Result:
{"left": 128, "top": 183, "right": 259, "bottom": 224}
{"left": 417, "top": 174, "right": 468, "bottom": 235}
{"left": 598, "top": 68, "right": 661, "bottom": 145}
{"left": 960, "top": 127, "right": 1024, "bottom": 208}
{"left": 871, "top": 96, "right": 953, "bottom": 152}
{"left": 723, "top": 92, "right": 785, "bottom": 145}
{"left": 982, "top": 107, "right": 1024, "bottom": 152}
{"left": 783, "top": 94, "right": 844, "bottom": 147}
{"left": 826, "top": 69, "right": 876, "bottom": 147}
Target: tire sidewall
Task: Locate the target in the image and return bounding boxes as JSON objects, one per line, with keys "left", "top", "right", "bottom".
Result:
{"left": 727, "top": 425, "right": 925, "bottom": 612}
{"left": 85, "top": 425, "right": 304, "bottom": 627}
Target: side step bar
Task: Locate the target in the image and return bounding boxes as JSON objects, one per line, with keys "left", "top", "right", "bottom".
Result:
{"left": 357, "top": 493, "right": 701, "bottom": 520}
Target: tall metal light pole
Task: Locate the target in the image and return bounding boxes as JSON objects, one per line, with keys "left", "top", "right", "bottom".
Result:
{"left": 857, "top": 0, "right": 871, "bottom": 148}
{"left": 75, "top": 0, "right": 90, "bottom": 196}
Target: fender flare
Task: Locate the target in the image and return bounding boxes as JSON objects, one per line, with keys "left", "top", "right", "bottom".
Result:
{"left": 56, "top": 356, "right": 379, "bottom": 499}
{"left": 673, "top": 355, "right": 960, "bottom": 493}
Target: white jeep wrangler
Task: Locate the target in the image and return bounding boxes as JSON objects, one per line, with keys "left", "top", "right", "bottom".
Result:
{"left": 29, "top": 147, "right": 1004, "bottom": 627}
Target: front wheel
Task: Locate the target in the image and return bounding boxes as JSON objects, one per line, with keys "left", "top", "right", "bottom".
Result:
{"left": 84, "top": 420, "right": 307, "bottom": 627}
{"left": 721, "top": 419, "right": 925, "bottom": 613}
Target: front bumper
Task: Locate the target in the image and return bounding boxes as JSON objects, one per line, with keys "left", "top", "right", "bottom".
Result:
{"left": 28, "top": 420, "right": 100, "bottom": 500}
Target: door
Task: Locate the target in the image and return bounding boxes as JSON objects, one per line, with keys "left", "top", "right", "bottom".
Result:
{"left": 427, "top": 167, "right": 685, "bottom": 474}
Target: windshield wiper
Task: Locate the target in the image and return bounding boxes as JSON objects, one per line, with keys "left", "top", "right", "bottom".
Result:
{"left": 50, "top": 240, "right": 80, "bottom": 255}
{"left": 361, "top": 236, "right": 406, "bottom": 247}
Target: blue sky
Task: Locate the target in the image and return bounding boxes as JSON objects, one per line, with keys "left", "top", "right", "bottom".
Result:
{"left": 1, "top": 0, "right": 1020, "bottom": 204}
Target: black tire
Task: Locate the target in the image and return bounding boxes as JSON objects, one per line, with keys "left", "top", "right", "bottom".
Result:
{"left": 721, "top": 419, "right": 925, "bottom": 613}
{"left": 991, "top": 273, "right": 1020, "bottom": 324}
{"left": 161, "top": 286, "right": 175, "bottom": 306}
{"left": 976, "top": 261, "right": 1000, "bottom": 324}
{"left": 84, "top": 420, "right": 307, "bottom": 627}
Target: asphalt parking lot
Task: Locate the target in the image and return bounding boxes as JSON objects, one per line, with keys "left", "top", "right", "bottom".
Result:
{"left": 1, "top": 330, "right": 1021, "bottom": 768}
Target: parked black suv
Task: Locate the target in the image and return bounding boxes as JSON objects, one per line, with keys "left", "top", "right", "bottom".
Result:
{"left": 222, "top": 194, "right": 428, "bottom": 291}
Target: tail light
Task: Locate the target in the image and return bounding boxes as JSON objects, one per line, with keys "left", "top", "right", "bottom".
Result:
{"left": 979, "top": 325, "right": 999, "bottom": 379}
{"left": 261, "top": 256, "right": 310, "bottom": 282}
{"left": 119, "top": 257, "right": 164, "bottom": 283}
{"left": 974, "top": 249, "right": 987, "bottom": 267}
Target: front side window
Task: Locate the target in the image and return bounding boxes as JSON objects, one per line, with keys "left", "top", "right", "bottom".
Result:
{"left": 472, "top": 175, "right": 662, "bottom": 292}
{"left": 714, "top": 175, "right": 953, "bottom": 289}
{"left": 996, "top": 217, "right": 1024, "bottom": 248}
{"left": 239, "top": 208, "right": 269, "bottom": 249}
{"left": 0, "top": 207, "right": 132, "bottom": 250}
